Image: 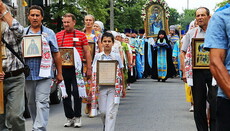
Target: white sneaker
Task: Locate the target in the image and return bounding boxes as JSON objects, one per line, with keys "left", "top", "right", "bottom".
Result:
{"left": 127, "top": 86, "right": 131, "bottom": 90}
{"left": 64, "top": 118, "right": 74, "bottom": 127}
{"left": 74, "top": 117, "right": 82, "bottom": 128}
{"left": 189, "top": 106, "right": 194, "bottom": 112}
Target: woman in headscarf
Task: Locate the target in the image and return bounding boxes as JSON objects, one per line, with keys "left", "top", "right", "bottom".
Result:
{"left": 93, "top": 21, "right": 104, "bottom": 33}
{"left": 151, "top": 30, "right": 176, "bottom": 82}
{"left": 93, "top": 21, "right": 104, "bottom": 52}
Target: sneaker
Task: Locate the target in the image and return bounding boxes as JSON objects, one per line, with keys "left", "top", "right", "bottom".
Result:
{"left": 189, "top": 106, "right": 194, "bottom": 112}
{"left": 74, "top": 117, "right": 82, "bottom": 128}
{"left": 127, "top": 86, "right": 131, "bottom": 90}
{"left": 64, "top": 118, "right": 74, "bottom": 127}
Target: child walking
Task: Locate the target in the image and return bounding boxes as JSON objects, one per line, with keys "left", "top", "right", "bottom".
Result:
{"left": 92, "top": 32, "right": 125, "bottom": 131}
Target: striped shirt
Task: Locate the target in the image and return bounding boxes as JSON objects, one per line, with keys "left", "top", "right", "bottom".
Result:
{"left": 56, "top": 30, "right": 88, "bottom": 59}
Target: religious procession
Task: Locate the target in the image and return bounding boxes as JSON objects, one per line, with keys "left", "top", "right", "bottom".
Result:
{"left": 0, "top": 0, "right": 230, "bottom": 131}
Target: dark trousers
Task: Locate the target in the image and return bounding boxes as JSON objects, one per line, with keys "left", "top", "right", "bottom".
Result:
{"left": 192, "top": 69, "right": 217, "bottom": 131}
{"left": 62, "top": 67, "right": 82, "bottom": 118}
{"left": 216, "top": 97, "right": 230, "bottom": 131}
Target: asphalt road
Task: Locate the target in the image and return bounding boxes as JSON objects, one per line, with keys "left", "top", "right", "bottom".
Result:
{"left": 25, "top": 78, "right": 196, "bottom": 131}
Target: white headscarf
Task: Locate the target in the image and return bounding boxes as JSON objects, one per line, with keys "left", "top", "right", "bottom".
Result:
{"left": 120, "top": 33, "right": 126, "bottom": 38}
{"left": 110, "top": 31, "right": 118, "bottom": 38}
{"left": 94, "top": 21, "right": 104, "bottom": 32}
{"left": 188, "top": 19, "right": 196, "bottom": 31}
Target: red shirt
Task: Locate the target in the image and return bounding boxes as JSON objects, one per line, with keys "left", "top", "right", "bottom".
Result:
{"left": 56, "top": 30, "right": 88, "bottom": 59}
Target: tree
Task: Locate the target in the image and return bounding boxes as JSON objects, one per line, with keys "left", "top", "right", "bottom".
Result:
{"left": 78, "top": 0, "right": 109, "bottom": 24}
{"left": 43, "top": 0, "right": 85, "bottom": 32}
{"left": 112, "top": 0, "right": 146, "bottom": 32}
{"left": 179, "top": 9, "right": 196, "bottom": 30}
{"left": 215, "top": 0, "right": 230, "bottom": 10}
{"left": 168, "top": 8, "right": 180, "bottom": 26}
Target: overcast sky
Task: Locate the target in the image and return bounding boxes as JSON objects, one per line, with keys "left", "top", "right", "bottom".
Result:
{"left": 165, "top": 0, "right": 224, "bottom": 14}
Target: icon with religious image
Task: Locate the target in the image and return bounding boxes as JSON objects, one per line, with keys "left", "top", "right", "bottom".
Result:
{"left": 192, "top": 38, "right": 210, "bottom": 69}
{"left": 23, "top": 35, "right": 42, "bottom": 58}
{"left": 146, "top": 4, "right": 166, "bottom": 37}
{"left": 59, "top": 47, "right": 74, "bottom": 66}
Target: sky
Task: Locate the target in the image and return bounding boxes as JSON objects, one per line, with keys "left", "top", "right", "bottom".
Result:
{"left": 165, "top": 0, "right": 224, "bottom": 14}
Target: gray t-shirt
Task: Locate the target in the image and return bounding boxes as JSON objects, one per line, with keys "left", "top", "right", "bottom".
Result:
{"left": 181, "top": 26, "right": 206, "bottom": 52}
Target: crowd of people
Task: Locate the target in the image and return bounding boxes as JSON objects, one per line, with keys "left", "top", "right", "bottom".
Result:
{"left": 0, "top": 1, "right": 230, "bottom": 131}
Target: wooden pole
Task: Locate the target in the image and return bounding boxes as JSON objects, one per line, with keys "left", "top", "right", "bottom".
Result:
{"left": 0, "top": 20, "right": 4, "bottom": 114}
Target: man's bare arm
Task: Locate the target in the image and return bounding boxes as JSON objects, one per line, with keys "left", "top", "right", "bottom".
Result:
{"left": 209, "top": 48, "right": 230, "bottom": 98}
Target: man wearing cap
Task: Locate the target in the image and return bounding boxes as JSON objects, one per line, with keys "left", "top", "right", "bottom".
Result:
{"left": 136, "top": 29, "right": 145, "bottom": 79}
{"left": 168, "top": 25, "right": 180, "bottom": 49}
{"left": 124, "top": 28, "right": 131, "bottom": 37}
{"left": 128, "top": 29, "right": 138, "bottom": 84}
{"left": 169, "top": 25, "right": 180, "bottom": 76}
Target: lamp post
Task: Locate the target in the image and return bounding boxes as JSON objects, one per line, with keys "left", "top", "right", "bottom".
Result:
{"left": 187, "top": 0, "right": 189, "bottom": 9}
{"left": 110, "top": 0, "right": 114, "bottom": 30}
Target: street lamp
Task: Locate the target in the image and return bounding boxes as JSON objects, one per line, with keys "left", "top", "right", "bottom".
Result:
{"left": 110, "top": 0, "right": 114, "bottom": 30}
{"left": 187, "top": 0, "right": 189, "bottom": 9}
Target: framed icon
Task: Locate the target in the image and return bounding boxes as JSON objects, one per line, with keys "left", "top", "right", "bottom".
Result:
{"left": 59, "top": 47, "right": 74, "bottom": 66}
{"left": 146, "top": 4, "right": 166, "bottom": 37}
{"left": 96, "top": 60, "right": 118, "bottom": 86}
{"left": 192, "top": 38, "right": 210, "bottom": 69}
{"left": 23, "top": 35, "right": 42, "bottom": 58}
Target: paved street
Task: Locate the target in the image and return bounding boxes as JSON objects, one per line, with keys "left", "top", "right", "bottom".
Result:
{"left": 26, "top": 78, "right": 196, "bottom": 131}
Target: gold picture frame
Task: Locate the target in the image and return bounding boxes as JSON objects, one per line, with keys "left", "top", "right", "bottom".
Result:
{"left": 59, "top": 47, "right": 74, "bottom": 66}
{"left": 192, "top": 38, "right": 210, "bottom": 69}
{"left": 146, "top": 4, "right": 166, "bottom": 37}
{"left": 96, "top": 60, "right": 118, "bottom": 86}
{"left": 23, "top": 35, "right": 42, "bottom": 58}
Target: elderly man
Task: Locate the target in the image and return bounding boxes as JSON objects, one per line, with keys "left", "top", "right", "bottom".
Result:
{"left": 180, "top": 7, "right": 217, "bottom": 131}
{"left": 204, "top": 5, "right": 230, "bottom": 130}
{"left": 0, "top": 1, "right": 25, "bottom": 131}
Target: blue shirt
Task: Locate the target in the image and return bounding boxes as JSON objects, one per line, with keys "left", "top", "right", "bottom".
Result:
{"left": 204, "top": 8, "right": 230, "bottom": 99}
{"left": 24, "top": 25, "right": 59, "bottom": 80}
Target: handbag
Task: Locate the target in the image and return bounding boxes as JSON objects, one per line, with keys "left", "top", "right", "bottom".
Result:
{"left": 2, "top": 38, "right": 30, "bottom": 77}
